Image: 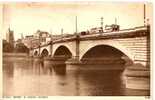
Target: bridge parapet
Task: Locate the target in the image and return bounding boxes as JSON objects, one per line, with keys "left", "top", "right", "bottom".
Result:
{"left": 80, "top": 26, "right": 149, "bottom": 39}
{"left": 51, "top": 26, "right": 149, "bottom": 43}
{"left": 30, "top": 26, "right": 149, "bottom": 50}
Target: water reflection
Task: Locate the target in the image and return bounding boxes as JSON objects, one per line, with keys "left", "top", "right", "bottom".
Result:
{"left": 53, "top": 65, "right": 66, "bottom": 75}
{"left": 3, "top": 57, "right": 149, "bottom": 96}
{"left": 3, "top": 61, "right": 14, "bottom": 78}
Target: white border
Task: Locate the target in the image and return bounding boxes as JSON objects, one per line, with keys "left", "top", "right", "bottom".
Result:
{"left": 0, "top": 0, "right": 153, "bottom": 100}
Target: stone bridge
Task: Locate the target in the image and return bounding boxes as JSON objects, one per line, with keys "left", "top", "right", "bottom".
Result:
{"left": 30, "top": 26, "right": 150, "bottom": 90}
{"left": 31, "top": 26, "right": 150, "bottom": 66}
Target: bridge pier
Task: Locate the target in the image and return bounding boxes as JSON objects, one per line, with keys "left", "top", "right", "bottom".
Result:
{"left": 124, "top": 63, "right": 150, "bottom": 90}
{"left": 65, "top": 57, "right": 126, "bottom": 70}
{"left": 43, "top": 57, "right": 53, "bottom": 68}
{"left": 43, "top": 56, "right": 67, "bottom": 75}
{"left": 43, "top": 56, "right": 67, "bottom": 65}
{"left": 122, "top": 55, "right": 150, "bottom": 90}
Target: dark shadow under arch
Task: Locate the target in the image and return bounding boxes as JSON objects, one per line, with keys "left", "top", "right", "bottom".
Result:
{"left": 34, "top": 51, "right": 38, "bottom": 56}
{"left": 54, "top": 45, "right": 72, "bottom": 58}
{"left": 52, "top": 45, "right": 72, "bottom": 75}
{"left": 81, "top": 45, "right": 132, "bottom": 67}
{"left": 41, "top": 49, "right": 49, "bottom": 57}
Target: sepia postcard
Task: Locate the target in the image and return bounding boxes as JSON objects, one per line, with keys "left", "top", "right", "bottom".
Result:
{"left": 0, "top": 1, "right": 153, "bottom": 100}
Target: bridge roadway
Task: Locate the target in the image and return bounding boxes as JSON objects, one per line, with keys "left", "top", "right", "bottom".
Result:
{"left": 30, "top": 25, "right": 150, "bottom": 90}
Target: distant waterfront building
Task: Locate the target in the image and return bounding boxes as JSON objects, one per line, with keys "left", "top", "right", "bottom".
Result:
{"left": 6, "top": 28, "right": 14, "bottom": 46}
{"left": 14, "top": 39, "right": 22, "bottom": 47}
{"left": 22, "top": 30, "right": 73, "bottom": 49}
{"left": 31, "top": 38, "right": 40, "bottom": 48}
{"left": 22, "top": 30, "right": 52, "bottom": 49}
{"left": 34, "top": 30, "right": 51, "bottom": 45}
{"left": 22, "top": 35, "right": 35, "bottom": 49}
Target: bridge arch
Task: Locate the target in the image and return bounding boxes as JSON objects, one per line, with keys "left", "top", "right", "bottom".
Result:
{"left": 53, "top": 45, "right": 72, "bottom": 58}
{"left": 80, "top": 40, "right": 134, "bottom": 62}
{"left": 34, "top": 50, "right": 38, "bottom": 56}
{"left": 41, "top": 49, "right": 49, "bottom": 57}
{"left": 52, "top": 43, "right": 76, "bottom": 57}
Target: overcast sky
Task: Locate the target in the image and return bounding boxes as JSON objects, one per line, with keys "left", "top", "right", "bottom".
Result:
{"left": 1, "top": 2, "right": 153, "bottom": 40}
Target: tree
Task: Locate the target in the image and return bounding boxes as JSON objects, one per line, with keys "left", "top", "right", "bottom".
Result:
{"left": 14, "top": 43, "right": 29, "bottom": 53}
{"left": 3, "top": 40, "right": 14, "bottom": 52}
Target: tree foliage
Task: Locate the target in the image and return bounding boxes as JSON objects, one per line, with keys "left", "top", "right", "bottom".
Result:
{"left": 3, "top": 40, "right": 14, "bottom": 52}
{"left": 14, "top": 43, "right": 29, "bottom": 53}
{"left": 3, "top": 39, "right": 29, "bottom": 53}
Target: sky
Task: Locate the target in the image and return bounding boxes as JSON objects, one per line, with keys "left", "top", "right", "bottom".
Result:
{"left": 1, "top": 2, "right": 153, "bottom": 40}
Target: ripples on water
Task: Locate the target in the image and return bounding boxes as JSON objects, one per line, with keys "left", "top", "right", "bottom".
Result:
{"left": 3, "top": 57, "right": 149, "bottom": 96}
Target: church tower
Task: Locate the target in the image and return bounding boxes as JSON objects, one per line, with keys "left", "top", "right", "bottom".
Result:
{"left": 6, "top": 28, "right": 14, "bottom": 46}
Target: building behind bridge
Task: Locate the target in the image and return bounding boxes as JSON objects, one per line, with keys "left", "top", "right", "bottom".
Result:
{"left": 6, "top": 28, "right": 14, "bottom": 47}
{"left": 22, "top": 30, "right": 63, "bottom": 49}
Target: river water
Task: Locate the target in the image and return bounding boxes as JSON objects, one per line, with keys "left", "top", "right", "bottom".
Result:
{"left": 3, "top": 57, "right": 149, "bottom": 96}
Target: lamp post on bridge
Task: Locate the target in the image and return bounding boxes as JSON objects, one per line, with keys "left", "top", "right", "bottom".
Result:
{"left": 75, "top": 16, "right": 78, "bottom": 34}
{"left": 38, "top": 32, "right": 41, "bottom": 57}
{"left": 61, "top": 28, "right": 63, "bottom": 40}
{"left": 143, "top": 3, "right": 150, "bottom": 26}
{"left": 101, "top": 17, "right": 104, "bottom": 32}
{"left": 75, "top": 16, "right": 80, "bottom": 61}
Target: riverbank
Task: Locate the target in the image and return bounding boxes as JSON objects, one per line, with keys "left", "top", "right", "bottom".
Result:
{"left": 3, "top": 53, "right": 31, "bottom": 61}
{"left": 3, "top": 53, "right": 29, "bottom": 57}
